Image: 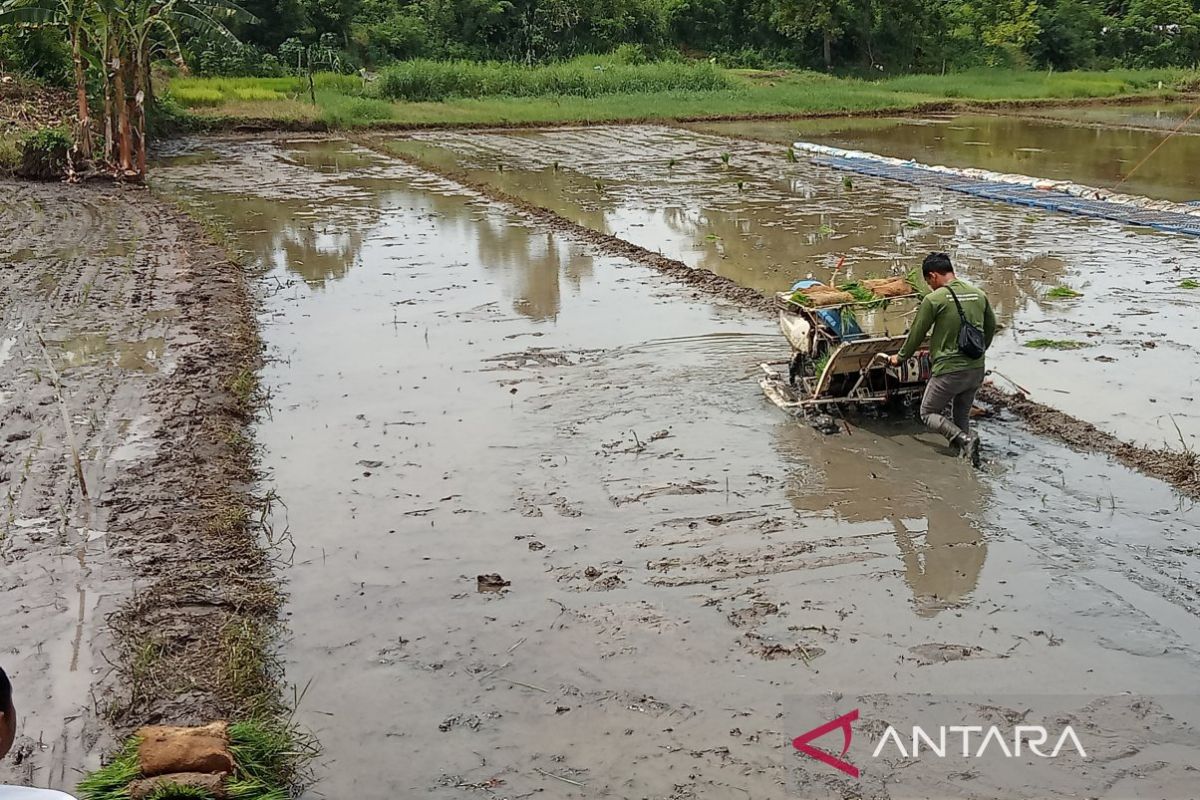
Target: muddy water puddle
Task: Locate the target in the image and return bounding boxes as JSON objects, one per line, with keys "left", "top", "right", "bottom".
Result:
{"left": 157, "top": 136, "right": 1200, "bottom": 798}
{"left": 391, "top": 125, "right": 1200, "bottom": 449}
{"left": 688, "top": 111, "right": 1200, "bottom": 202}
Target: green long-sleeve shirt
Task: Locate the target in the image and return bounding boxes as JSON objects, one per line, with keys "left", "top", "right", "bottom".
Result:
{"left": 897, "top": 278, "right": 996, "bottom": 376}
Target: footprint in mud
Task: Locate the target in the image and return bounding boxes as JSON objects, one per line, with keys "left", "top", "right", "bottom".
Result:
{"left": 726, "top": 600, "right": 781, "bottom": 628}
{"left": 906, "top": 642, "right": 997, "bottom": 665}
{"left": 554, "top": 564, "right": 627, "bottom": 591}
{"left": 514, "top": 490, "right": 582, "bottom": 517}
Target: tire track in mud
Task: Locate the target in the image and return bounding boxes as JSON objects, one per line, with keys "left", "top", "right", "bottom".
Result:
{"left": 356, "top": 132, "right": 1200, "bottom": 502}
{"left": 0, "top": 181, "right": 282, "bottom": 785}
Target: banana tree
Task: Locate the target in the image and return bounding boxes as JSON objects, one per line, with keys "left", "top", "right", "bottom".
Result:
{"left": 114, "top": 0, "right": 250, "bottom": 175}
{"left": 0, "top": 0, "right": 98, "bottom": 157}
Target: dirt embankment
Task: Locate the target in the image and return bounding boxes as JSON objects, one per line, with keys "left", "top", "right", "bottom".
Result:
{"left": 361, "top": 132, "right": 1200, "bottom": 501}
{"left": 980, "top": 385, "right": 1200, "bottom": 497}
{"left": 0, "top": 180, "right": 278, "bottom": 786}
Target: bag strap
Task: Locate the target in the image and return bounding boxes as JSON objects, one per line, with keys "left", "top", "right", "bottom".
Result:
{"left": 946, "top": 286, "right": 968, "bottom": 323}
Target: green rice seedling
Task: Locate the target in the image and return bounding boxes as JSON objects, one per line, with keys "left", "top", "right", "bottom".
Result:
{"left": 1024, "top": 338, "right": 1089, "bottom": 350}
{"left": 838, "top": 280, "right": 888, "bottom": 310}
{"left": 79, "top": 719, "right": 313, "bottom": 800}
{"left": 786, "top": 148, "right": 797, "bottom": 163}
{"left": 818, "top": 223, "right": 835, "bottom": 235}
{"left": 813, "top": 350, "right": 832, "bottom": 378}
{"left": 77, "top": 738, "right": 141, "bottom": 800}
{"left": 842, "top": 175, "right": 853, "bottom": 190}
{"left": 1045, "top": 285, "right": 1083, "bottom": 299}
{"left": 1180, "top": 279, "right": 1199, "bottom": 289}
{"left": 902, "top": 219, "right": 925, "bottom": 228}
{"left": 720, "top": 151, "right": 731, "bottom": 166}
{"left": 737, "top": 180, "right": 744, "bottom": 191}
{"left": 668, "top": 158, "right": 676, "bottom": 168}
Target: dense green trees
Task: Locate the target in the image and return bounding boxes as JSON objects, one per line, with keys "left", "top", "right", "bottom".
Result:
{"left": 4, "top": 0, "right": 1200, "bottom": 81}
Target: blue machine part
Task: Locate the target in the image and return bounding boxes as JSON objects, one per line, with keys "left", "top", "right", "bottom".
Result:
{"left": 789, "top": 279, "right": 865, "bottom": 341}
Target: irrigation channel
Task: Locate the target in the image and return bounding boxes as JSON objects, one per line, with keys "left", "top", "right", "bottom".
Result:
{"left": 143, "top": 114, "right": 1200, "bottom": 799}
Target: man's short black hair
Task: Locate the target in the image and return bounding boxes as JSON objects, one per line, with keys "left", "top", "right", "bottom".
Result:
{"left": 0, "top": 667, "right": 10, "bottom": 712}
{"left": 922, "top": 252, "right": 954, "bottom": 277}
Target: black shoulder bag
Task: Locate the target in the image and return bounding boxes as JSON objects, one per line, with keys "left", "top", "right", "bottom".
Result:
{"left": 947, "top": 286, "right": 986, "bottom": 359}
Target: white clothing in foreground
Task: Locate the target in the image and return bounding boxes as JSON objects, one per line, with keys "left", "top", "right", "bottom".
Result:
{"left": 0, "top": 787, "right": 78, "bottom": 800}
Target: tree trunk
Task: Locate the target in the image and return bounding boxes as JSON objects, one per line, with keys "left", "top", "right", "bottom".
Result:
{"left": 114, "top": 50, "right": 133, "bottom": 174}
{"left": 134, "top": 43, "right": 147, "bottom": 178}
{"left": 105, "top": 36, "right": 117, "bottom": 165}
{"left": 141, "top": 40, "right": 155, "bottom": 106}
{"left": 124, "top": 56, "right": 142, "bottom": 179}
{"left": 823, "top": 29, "right": 832, "bottom": 70}
{"left": 71, "top": 26, "right": 92, "bottom": 159}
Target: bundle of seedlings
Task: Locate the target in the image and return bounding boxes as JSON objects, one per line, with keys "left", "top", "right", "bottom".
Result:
{"left": 788, "top": 275, "right": 912, "bottom": 309}
{"left": 77, "top": 719, "right": 310, "bottom": 800}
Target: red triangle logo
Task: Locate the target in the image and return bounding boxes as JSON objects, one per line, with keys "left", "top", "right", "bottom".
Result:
{"left": 792, "top": 709, "right": 859, "bottom": 778}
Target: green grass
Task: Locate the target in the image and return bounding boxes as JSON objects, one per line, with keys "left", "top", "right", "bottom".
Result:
{"left": 874, "top": 67, "right": 1184, "bottom": 100}
{"left": 0, "top": 135, "right": 19, "bottom": 174}
{"left": 1024, "top": 338, "right": 1089, "bottom": 350}
{"left": 376, "top": 56, "right": 732, "bottom": 101}
{"left": 1181, "top": 278, "right": 1199, "bottom": 289}
{"left": 1045, "top": 285, "right": 1084, "bottom": 298}
{"left": 169, "top": 62, "right": 1198, "bottom": 129}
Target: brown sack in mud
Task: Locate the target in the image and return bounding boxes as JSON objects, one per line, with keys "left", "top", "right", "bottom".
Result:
{"left": 862, "top": 276, "right": 914, "bottom": 298}
{"left": 136, "top": 722, "right": 234, "bottom": 777}
{"left": 128, "top": 772, "right": 228, "bottom": 799}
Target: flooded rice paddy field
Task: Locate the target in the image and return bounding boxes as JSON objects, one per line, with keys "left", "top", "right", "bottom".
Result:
{"left": 391, "top": 124, "right": 1200, "bottom": 450}
{"left": 688, "top": 111, "right": 1200, "bottom": 203}
{"left": 151, "top": 134, "right": 1200, "bottom": 798}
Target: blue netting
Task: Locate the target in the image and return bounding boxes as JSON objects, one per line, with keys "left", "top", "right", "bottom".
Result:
{"left": 812, "top": 155, "right": 1200, "bottom": 238}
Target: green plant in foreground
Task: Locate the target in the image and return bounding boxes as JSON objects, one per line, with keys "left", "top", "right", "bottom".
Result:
{"left": 719, "top": 151, "right": 731, "bottom": 165}
{"left": 78, "top": 720, "right": 311, "bottom": 800}
{"left": 1180, "top": 279, "right": 1199, "bottom": 289}
{"left": 1024, "top": 338, "right": 1089, "bottom": 350}
{"left": 842, "top": 175, "right": 853, "bottom": 190}
{"left": 786, "top": 148, "right": 797, "bottom": 163}
{"left": 149, "top": 785, "right": 212, "bottom": 799}
{"left": 1045, "top": 285, "right": 1083, "bottom": 299}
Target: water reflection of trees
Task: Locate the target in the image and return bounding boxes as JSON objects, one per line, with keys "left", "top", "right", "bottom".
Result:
{"left": 183, "top": 193, "right": 371, "bottom": 287}
{"left": 474, "top": 215, "right": 595, "bottom": 321}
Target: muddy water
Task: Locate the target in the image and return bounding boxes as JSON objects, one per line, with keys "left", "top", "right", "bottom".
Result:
{"left": 687, "top": 112, "right": 1200, "bottom": 202}
{"left": 1015, "top": 101, "right": 1200, "bottom": 134}
{"left": 158, "top": 137, "right": 1200, "bottom": 799}
{"left": 392, "top": 125, "right": 1200, "bottom": 450}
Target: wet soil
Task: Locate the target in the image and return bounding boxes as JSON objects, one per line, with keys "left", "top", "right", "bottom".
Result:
{"left": 0, "top": 182, "right": 274, "bottom": 789}
{"left": 386, "top": 124, "right": 1200, "bottom": 454}
{"left": 156, "top": 136, "right": 1200, "bottom": 799}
